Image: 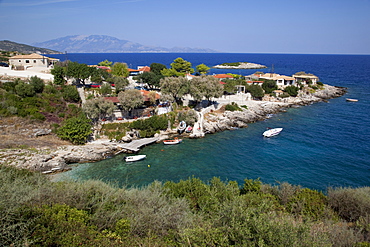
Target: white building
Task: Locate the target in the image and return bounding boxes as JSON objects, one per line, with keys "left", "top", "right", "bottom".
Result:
{"left": 8, "top": 53, "right": 59, "bottom": 70}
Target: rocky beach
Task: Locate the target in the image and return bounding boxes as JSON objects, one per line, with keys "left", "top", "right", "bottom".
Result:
{"left": 0, "top": 83, "right": 346, "bottom": 174}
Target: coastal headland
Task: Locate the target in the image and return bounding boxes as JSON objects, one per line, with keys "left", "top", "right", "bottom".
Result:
{"left": 0, "top": 83, "right": 346, "bottom": 174}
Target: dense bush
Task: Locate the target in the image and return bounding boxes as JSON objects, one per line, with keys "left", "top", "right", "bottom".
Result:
{"left": 1, "top": 164, "right": 370, "bottom": 246}
{"left": 57, "top": 115, "right": 92, "bottom": 144}
{"left": 285, "top": 85, "right": 300, "bottom": 97}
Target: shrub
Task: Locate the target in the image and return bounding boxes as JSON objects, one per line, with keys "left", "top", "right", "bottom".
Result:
{"left": 225, "top": 102, "right": 242, "bottom": 111}
{"left": 62, "top": 85, "right": 80, "bottom": 103}
{"left": 284, "top": 85, "right": 300, "bottom": 97}
{"left": 29, "top": 76, "right": 45, "bottom": 93}
{"left": 327, "top": 187, "right": 370, "bottom": 222}
{"left": 57, "top": 115, "right": 92, "bottom": 144}
{"left": 178, "top": 109, "right": 198, "bottom": 126}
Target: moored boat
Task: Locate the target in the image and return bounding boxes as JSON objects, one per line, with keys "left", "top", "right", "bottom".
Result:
{"left": 163, "top": 138, "right": 183, "bottom": 145}
{"left": 185, "top": 126, "right": 193, "bottom": 133}
{"left": 346, "top": 98, "right": 358, "bottom": 102}
{"left": 125, "top": 154, "right": 146, "bottom": 162}
{"left": 263, "top": 128, "right": 283, "bottom": 137}
{"left": 177, "top": 121, "right": 187, "bottom": 134}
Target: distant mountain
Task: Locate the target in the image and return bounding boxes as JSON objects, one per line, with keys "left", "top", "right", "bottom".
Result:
{"left": 0, "top": 40, "right": 62, "bottom": 54}
{"left": 33, "top": 35, "right": 217, "bottom": 53}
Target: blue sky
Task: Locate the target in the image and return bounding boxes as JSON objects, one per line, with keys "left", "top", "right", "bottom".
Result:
{"left": 0, "top": 0, "right": 369, "bottom": 54}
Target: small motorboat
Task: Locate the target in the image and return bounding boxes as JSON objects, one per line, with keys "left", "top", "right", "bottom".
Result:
{"left": 263, "top": 128, "right": 283, "bottom": 137}
{"left": 163, "top": 138, "right": 183, "bottom": 145}
{"left": 177, "top": 121, "right": 187, "bottom": 134}
{"left": 125, "top": 154, "right": 146, "bottom": 162}
{"left": 346, "top": 98, "right": 358, "bottom": 102}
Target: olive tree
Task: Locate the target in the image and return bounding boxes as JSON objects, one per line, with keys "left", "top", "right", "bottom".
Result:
{"left": 83, "top": 98, "right": 115, "bottom": 123}
{"left": 189, "top": 75, "right": 223, "bottom": 102}
{"left": 159, "top": 76, "right": 189, "bottom": 103}
{"left": 118, "top": 89, "right": 144, "bottom": 112}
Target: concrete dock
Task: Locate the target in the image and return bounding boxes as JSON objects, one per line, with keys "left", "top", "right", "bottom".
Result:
{"left": 117, "top": 137, "right": 159, "bottom": 152}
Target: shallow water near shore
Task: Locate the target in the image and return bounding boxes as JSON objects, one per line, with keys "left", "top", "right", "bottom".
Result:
{"left": 53, "top": 53, "right": 370, "bottom": 191}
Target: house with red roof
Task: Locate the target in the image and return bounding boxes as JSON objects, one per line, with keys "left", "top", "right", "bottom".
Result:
{"left": 213, "top": 74, "right": 234, "bottom": 80}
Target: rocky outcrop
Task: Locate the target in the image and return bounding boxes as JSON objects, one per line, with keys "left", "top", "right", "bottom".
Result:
{"left": 0, "top": 142, "right": 122, "bottom": 173}
{"left": 213, "top": 62, "right": 267, "bottom": 69}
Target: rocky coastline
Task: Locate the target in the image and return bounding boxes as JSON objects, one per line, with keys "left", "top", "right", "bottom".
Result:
{"left": 0, "top": 84, "right": 346, "bottom": 174}
{"left": 213, "top": 62, "right": 267, "bottom": 69}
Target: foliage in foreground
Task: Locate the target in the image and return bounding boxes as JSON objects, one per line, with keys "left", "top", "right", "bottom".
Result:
{"left": 1, "top": 165, "right": 370, "bottom": 246}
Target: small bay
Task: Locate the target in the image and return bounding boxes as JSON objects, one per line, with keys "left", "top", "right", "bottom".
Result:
{"left": 53, "top": 53, "right": 370, "bottom": 191}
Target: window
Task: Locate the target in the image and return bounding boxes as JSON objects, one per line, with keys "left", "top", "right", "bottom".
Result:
{"left": 33, "top": 60, "right": 36, "bottom": 63}
{"left": 26, "top": 60, "right": 29, "bottom": 63}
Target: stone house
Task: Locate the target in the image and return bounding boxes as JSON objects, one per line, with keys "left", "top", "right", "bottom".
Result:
{"left": 8, "top": 53, "right": 59, "bottom": 70}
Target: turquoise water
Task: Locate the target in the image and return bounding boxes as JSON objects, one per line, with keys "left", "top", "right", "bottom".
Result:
{"left": 53, "top": 53, "right": 370, "bottom": 191}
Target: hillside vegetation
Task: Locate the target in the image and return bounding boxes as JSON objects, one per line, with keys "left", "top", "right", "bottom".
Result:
{"left": 1, "top": 165, "right": 370, "bottom": 246}
{"left": 0, "top": 40, "right": 61, "bottom": 54}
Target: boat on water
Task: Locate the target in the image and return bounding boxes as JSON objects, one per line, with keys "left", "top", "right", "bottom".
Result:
{"left": 263, "top": 128, "right": 283, "bottom": 137}
{"left": 177, "top": 121, "right": 187, "bottom": 134}
{"left": 346, "top": 98, "right": 358, "bottom": 102}
{"left": 163, "top": 138, "right": 183, "bottom": 145}
{"left": 125, "top": 154, "right": 146, "bottom": 162}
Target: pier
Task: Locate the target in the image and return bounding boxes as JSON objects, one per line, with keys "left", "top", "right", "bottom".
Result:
{"left": 117, "top": 137, "right": 159, "bottom": 152}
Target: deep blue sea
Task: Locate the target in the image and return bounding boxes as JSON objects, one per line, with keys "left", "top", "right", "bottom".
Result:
{"left": 52, "top": 53, "right": 370, "bottom": 191}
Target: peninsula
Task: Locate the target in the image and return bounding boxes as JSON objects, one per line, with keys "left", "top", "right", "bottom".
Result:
{"left": 213, "top": 62, "right": 267, "bottom": 69}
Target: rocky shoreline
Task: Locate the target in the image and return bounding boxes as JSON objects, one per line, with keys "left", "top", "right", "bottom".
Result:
{"left": 0, "top": 84, "right": 346, "bottom": 174}
{"left": 213, "top": 62, "right": 267, "bottom": 69}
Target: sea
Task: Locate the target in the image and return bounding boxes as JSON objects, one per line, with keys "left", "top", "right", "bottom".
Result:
{"left": 51, "top": 53, "right": 370, "bottom": 191}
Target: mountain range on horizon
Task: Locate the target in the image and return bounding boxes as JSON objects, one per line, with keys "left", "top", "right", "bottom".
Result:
{"left": 32, "top": 35, "right": 218, "bottom": 53}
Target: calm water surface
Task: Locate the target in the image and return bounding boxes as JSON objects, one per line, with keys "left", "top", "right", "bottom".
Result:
{"left": 53, "top": 53, "right": 370, "bottom": 191}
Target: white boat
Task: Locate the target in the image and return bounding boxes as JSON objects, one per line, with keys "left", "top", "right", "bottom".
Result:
{"left": 346, "top": 98, "right": 358, "bottom": 102}
{"left": 125, "top": 154, "right": 146, "bottom": 162}
{"left": 177, "top": 121, "right": 187, "bottom": 134}
{"left": 163, "top": 138, "right": 182, "bottom": 145}
{"left": 263, "top": 128, "right": 283, "bottom": 137}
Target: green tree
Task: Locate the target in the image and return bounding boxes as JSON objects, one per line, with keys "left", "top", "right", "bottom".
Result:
{"left": 195, "top": 63, "right": 210, "bottom": 75}
{"left": 110, "top": 76, "right": 129, "bottom": 94}
{"left": 100, "top": 83, "right": 112, "bottom": 96}
{"left": 15, "top": 82, "right": 36, "bottom": 97}
{"left": 118, "top": 89, "right": 144, "bottom": 113}
{"left": 262, "top": 80, "right": 278, "bottom": 94}
{"left": 65, "top": 61, "right": 92, "bottom": 85}
{"left": 98, "top": 59, "right": 113, "bottom": 67}
{"left": 159, "top": 76, "right": 189, "bottom": 103}
{"left": 246, "top": 84, "right": 264, "bottom": 99}
{"left": 62, "top": 85, "right": 80, "bottom": 103}
{"left": 29, "top": 76, "right": 45, "bottom": 93}
{"left": 150, "top": 63, "right": 167, "bottom": 75}
{"left": 285, "top": 85, "right": 300, "bottom": 97}
{"left": 136, "top": 72, "right": 163, "bottom": 89}
{"left": 57, "top": 115, "right": 92, "bottom": 144}
{"left": 161, "top": 57, "right": 194, "bottom": 77}
{"left": 171, "top": 57, "right": 194, "bottom": 74}
{"left": 83, "top": 98, "right": 115, "bottom": 122}
{"left": 111, "top": 62, "right": 129, "bottom": 77}
{"left": 189, "top": 75, "right": 223, "bottom": 102}
{"left": 51, "top": 65, "right": 66, "bottom": 85}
